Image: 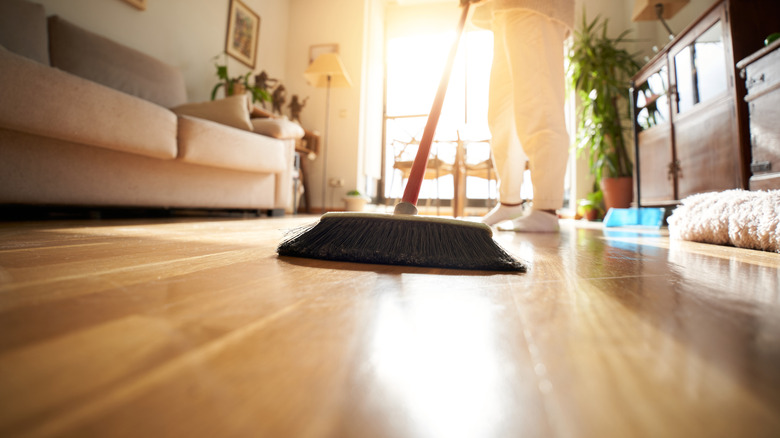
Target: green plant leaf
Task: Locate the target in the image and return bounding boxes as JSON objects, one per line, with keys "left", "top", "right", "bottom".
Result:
{"left": 210, "top": 82, "right": 223, "bottom": 101}
{"left": 216, "top": 65, "right": 229, "bottom": 81}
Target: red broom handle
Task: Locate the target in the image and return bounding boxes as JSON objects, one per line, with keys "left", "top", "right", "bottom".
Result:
{"left": 401, "top": 2, "right": 470, "bottom": 206}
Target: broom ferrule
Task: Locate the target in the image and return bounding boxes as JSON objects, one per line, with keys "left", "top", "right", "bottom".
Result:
{"left": 393, "top": 202, "right": 418, "bottom": 215}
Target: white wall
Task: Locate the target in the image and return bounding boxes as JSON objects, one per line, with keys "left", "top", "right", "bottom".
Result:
{"left": 286, "top": 0, "right": 368, "bottom": 210}
{"left": 35, "top": 0, "right": 290, "bottom": 103}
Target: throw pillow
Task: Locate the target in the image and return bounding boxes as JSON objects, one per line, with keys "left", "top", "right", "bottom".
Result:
{"left": 172, "top": 94, "right": 253, "bottom": 132}
{"left": 251, "top": 117, "right": 305, "bottom": 140}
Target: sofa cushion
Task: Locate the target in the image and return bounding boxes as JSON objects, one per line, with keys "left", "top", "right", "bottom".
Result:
{"left": 0, "top": 128, "right": 279, "bottom": 210}
{"left": 0, "top": 45, "right": 177, "bottom": 160}
{"left": 172, "top": 95, "right": 253, "bottom": 132}
{"left": 0, "top": 0, "right": 49, "bottom": 65}
{"left": 48, "top": 15, "right": 187, "bottom": 108}
{"left": 177, "top": 115, "right": 287, "bottom": 174}
{"left": 251, "top": 118, "right": 305, "bottom": 140}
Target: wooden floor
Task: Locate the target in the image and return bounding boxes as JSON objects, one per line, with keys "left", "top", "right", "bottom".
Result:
{"left": 1, "top": 214, "right": 779, "bottom": 437}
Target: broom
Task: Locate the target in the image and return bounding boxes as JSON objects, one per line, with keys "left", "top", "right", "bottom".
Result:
{"left": 277, "top": 2, "right": 526, "bottom": 272}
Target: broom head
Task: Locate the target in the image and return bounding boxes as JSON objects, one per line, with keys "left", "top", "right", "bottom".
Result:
{"left": 277, "top": 212, "right": 527, "bottom": 272}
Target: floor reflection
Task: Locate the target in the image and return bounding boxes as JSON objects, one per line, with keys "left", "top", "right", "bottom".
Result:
{"left": 668, "top": 241, "right": 780, "bottom": 305}
{"left": 368, "top": 287, "right": 507, "bottom": 438}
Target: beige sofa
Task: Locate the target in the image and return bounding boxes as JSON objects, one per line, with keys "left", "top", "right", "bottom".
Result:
{"left": 0, "top": 0, "right": 302, "bottom": 215}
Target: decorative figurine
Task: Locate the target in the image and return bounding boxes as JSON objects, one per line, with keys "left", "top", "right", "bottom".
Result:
{"left": 271, "top": 84, "right": 286, "bottom": 115}
{"left": 288, "top": 95, "right": 308, "bottom": 122}
{"left": 254, "top": 71, "right": 278, "bottom": 108}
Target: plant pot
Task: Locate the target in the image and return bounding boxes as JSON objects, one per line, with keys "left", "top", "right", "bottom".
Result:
{"left": 344, "top": 196, "right": 368, "bottom": 212}
{"left": 227, "top": 81, "right": 246, "bottom": 97}
{"left": 601, "top": 176, "right": 633, "bottom": 212}
{"left": 582, "top": 208, "right": 599, "bottom": 221}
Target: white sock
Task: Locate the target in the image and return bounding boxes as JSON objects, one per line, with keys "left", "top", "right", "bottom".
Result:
{"left": 481, "top": 203, "right": 525, "bottom": 226}
{"left": 498, "top": 210, "right": 559, "bottom": 233}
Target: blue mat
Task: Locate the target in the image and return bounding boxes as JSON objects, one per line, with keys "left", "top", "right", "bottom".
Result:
{"left": 603, "top": 207, "right": 665, "bottom": 228}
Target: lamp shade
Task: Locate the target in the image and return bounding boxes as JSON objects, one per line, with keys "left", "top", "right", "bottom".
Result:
{"left": 632, "top": 0, "right": 690, "bottom": 21}
{"left": 304, "top": 53, "right": 352, "bottom": 88}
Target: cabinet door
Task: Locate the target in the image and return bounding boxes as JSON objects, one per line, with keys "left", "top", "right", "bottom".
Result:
{"left": 674, "top": 99, "right": 740, "bottom": 198}
{"left": 747, "top": 93, "right": 780, "bottom": 189}
{"left": 638, "top": 124, "right": 675, "bottom": 203}
{"left": 669, "top": 8, "right": 741, "bottom": 198}
{"left": 635, "top": 60, "right": 675, "bottom": 205}
{"left": 744, "top": 45, "right": 780, "bottom": 190}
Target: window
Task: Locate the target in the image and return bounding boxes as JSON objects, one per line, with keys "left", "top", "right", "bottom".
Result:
{"left": 384, "top": 30, "right": 495, "bottom": 203}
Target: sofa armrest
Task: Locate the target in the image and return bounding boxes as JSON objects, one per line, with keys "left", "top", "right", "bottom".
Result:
{"left": 177, "top": 115, "right": 287, "bottom": 174}
{"left": 0, "top": 45, "right": 177, "bottom": 160}
{"left": 274, "top": 138, "right": 296, "bottom": 210}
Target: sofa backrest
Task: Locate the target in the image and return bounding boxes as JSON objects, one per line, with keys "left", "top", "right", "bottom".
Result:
{"left": 0, "top": 0, "right": 50, "bottom": 65}
{"left": 48, "top": 16, "right": 188, "bottom": 108}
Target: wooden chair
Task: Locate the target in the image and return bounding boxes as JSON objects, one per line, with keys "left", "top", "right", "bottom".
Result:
{"left": 388, "top": 139, "right": 454, "bottom": 214}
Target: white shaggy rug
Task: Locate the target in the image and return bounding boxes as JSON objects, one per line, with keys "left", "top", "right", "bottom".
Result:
{"left": 668, "top": 189, "right": 780, "bottom": 253}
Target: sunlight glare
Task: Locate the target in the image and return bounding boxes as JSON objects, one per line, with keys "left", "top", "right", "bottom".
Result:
{"left": 369, "top": 288, "right": 505, "bottom": 437}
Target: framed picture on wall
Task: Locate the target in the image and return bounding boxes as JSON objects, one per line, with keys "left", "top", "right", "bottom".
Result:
{"left": 225, "top": 0, "right": 260, "bottom": 68}
{"left": 121, "top": 0, "right": 147, "bottom": 10}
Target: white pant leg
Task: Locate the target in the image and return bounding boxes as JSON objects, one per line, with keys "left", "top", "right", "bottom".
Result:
{"left": 488, "top": 9, "right": 570, "bottom": 210}
{"left": 488, "top": 23, "right": 528, "bottom": 205}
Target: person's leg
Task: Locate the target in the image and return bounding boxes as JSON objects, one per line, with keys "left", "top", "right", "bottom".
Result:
{"left": 501, "top": 10, "right": 569, "bottom": 232}
{"left": 481, "top": 14, "right": 528, "bottom": 226}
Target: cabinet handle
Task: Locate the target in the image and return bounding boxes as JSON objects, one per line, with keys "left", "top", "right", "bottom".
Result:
{"left": 751, "top": 161, "right": 771, "bottom": 173}
{"left": 748, "top": 73, "right": 765, "bottom": 88}
{"left": 667, "top": 160, "right": 682, "bottom": 180}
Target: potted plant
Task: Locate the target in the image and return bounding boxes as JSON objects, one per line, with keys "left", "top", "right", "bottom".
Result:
{"left": 577, "top": 189, "right": 604, "bottom": 221}
{"left": 344, "top": 190, "right": 370, "bottom": 212}
{"left": 210, "top": 56, "right": 270, "bottom": 105}
{"left": 568, "top": 13, "right": 641, "bottom": 212}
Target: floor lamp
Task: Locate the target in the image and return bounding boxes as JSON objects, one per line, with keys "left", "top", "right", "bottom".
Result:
{"left": 304, "top": 53, "right": 352, "bottom": 212}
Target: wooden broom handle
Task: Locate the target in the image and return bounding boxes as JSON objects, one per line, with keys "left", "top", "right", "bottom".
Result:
{"left": 401, "top": 2, "right": 470, "bottom": 206}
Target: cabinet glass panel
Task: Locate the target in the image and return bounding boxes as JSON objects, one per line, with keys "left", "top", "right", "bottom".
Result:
{"left": 674, "top": 21, "right": 726, "bottom": 114}
{"left": 636, "top": 65, "right": 670, "bottom": 130}
{"left": 695, "top": 22, "right": 727, "bottom": 102}
{"left": 675, "top": 46, "right": 695, "bottom": 113}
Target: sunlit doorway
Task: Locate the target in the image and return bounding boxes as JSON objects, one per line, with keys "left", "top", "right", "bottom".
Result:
{"left": 383, "top": 28, "right": 534, "bottom": 214}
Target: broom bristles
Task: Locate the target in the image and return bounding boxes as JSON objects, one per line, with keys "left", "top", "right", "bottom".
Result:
{"left": 277, "top": 212, "right": 527, "bottom": 272}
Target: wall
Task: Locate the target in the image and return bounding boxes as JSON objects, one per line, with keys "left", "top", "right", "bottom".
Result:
{"left": 35, "top": 0, "right": 290, "bottom": 103}
{"left": 286, "top": 0, "right": 371, "bottom": 210}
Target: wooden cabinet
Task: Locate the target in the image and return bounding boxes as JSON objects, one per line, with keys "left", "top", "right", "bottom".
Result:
{"left": 631, "top": 0, "right": 780, "bottom": 206}
{"left": 737, "top": 38, "right": 780, "bottom": 190}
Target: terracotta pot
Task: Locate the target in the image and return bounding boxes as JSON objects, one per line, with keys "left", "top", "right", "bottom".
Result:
{"left": 601, "top": 176, "right": 633, "bottom": 212}
{"left": 582, "top": 208, "right": 598, "bottom": 221}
